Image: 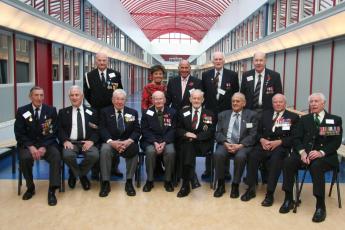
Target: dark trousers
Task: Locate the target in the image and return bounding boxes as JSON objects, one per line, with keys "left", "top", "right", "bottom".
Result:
{"left": 19, "top": 145, "right": 61, "bottom": 188}
{"left": 246, "top": 146, "right": 287, "bottom": 193}
{"left": 282, "top": 154, "right": 333, "bottom": 198}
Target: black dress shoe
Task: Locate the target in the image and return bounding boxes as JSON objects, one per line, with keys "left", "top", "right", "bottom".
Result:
{"left": 22, "top": 187, "right": 35, "bottom": 200}
{"left": 241, "top": 189, "right": 256, "bottom": 201}
{"left": 177, "top": 185, "right": 190, "bottom": 198}
{"left": 230, "top": 184, "right": 239, "bottom": 198}
{"left": 191, "top": 175, "right": 201, "bottom": 189}
{"left": 213, "top": 184, "right": 225, "bottom": 198}
{"left": 48, "top": 190, "right": 57, "bottom": 206}
{"left": 201, "top": 171, "right": 210, "bottom": 180}
{"left": 164, "top": 181, "right": 174, "bottom": 192}
{"left": 125, "top": 181, "right": 136, "bottom": 196}
{"left": 312, "top": 208, "right": 326, "bottom": 223}
{"left": 261, "top": 194, "right": 274, "bottom": 207}
{"left": 80, "top": 176, "right": 90, "bottom": 191}
{"left": 279, "top": 200, "right": 294, "bottom": 214}
{"left": 68, "top": 175, "right": 77, "bottom": 189}
{"left": 143, "top": 181, "right": 154, "bottom": 192}
{"left": 99, "top": 181, "right": 110, "bottom": 197}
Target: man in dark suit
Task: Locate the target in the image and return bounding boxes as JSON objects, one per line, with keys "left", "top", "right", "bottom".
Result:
{"left": 240, "top": 94, "right": 299, "bottom": 206}
{"left": 240, "top": 51, "right": 282, "bottom": 114}
{"left": 201, "top": 51, "right": 239, "bottom": 179}
{"left": 279, "top": 93, "right": 342, "bottom": 223}
{"left": 99, "top": 89, "right": 140, "bottom": 197}
{"left": 57, "top": 85, "right": 99, "bottom": 191}
{"left": 213, "top": 93, "right": 257, "bottom": 198}
{"left": 84, "top": 52, "right": 123, "bottom": 178}
{"left": 14, "top": 86, "right": 61, "bottom": 206}
{"left": 166, "top": 60, "right": 202, "bottom": 111}
{"left": 176, "top": 89, "right": 216, "bottom": 197}
{"left": 140, "top": 91, "right": 176, "bottom": 192}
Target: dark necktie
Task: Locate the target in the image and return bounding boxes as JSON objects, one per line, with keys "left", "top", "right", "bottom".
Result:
{"left": 314, "top": 113, "right": 321, "bottom": 127}
{"left": 34, "top": 107, "right": 39, "bottom": 121}
{"left": 191, "top": 109, "right": 199, "bottom": 130}
{"left": 272, "top": 112, "right": 280, "bottom": 132}
{"left": 117, "top": 111, "right": 125, "bottom": 133}
{"left": 231, "top": 113, "right": 240, "bottom": 143}
{"left": 77, "top": 108, "right": 83, "bottom": 140}
{"left": 101, "top": 72, "right": 106, "bottom": 87}
{"left": 214, "top": 71, "right": 220, "bottom": 89}
{"left": 157, "top": 110, "right": 163, "bottom": 127}
{"left": 253, "top": 74, "right": 262, "bottom": 109}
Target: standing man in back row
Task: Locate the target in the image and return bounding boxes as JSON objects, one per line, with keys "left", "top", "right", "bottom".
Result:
{"left": 201, "top": 51, "right": 239, "bottom": 179}
{"left": 84, "top": 52, "right": 123, "bottom": 179}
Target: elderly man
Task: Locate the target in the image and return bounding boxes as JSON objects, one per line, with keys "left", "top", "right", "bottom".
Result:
{"left": 84, "top": 52, "right": 123, "bottom": 178}
{"left": 99, "top": 89, "right": 140, "bottom": 197}
{"left": 57, "top": 85, "right": 99, "bottom": 191}
{"left": 176, "top": 89, "right": 216, "bottom": 197}
{"left": 201, "top": 51, "right": 239, "bottom": 179}
{"left": 140, "top": 91, "right": 176, "bottom": 192}
{"left": 213, "top": 93, "right": 257, "bottom": 198}
{"left": 279, "top": 93, "right": 342, "bottom": 223}
{"left": 14, "top": 86, "right": 61, "bottom": 206}
{"left": 166, "top": 59, "right": 202, "bottom": 111}
{"left": 240, "top": 94, "right": 299, "bottom": 205}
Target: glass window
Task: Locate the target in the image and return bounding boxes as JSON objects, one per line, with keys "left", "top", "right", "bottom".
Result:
{"left": 16, "top": 37, "right": 33, "bottom": 83}
{"left": 289, "top": 0, "right": 300, "bottom": 25}
{"left": 74, "top": 49, "right": 82, "bottom": 80}
{"left": 0, "top": 34, "right": 10, "bottom": 84}
{"left": 52, "top": 45, "right": 61, "bottom": 81}
{"left": 303, "top": 0, "right": 315, "bottom": 18}
{"left": 84, "top": 52, "right": 92, "bottom": 73}
{"left": 63, "top": 47, "right": 72, "bottom": 81}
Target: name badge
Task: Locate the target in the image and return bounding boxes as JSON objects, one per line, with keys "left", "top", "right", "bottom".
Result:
{"left": 247, "top": 76, "right": 253, "bottom": 81}
{"left": 85, "top": 109, "right": 93, "bottom": 116}
{"left": 146, "top": 110, "right": 154, "bottom": 116}
{"left": 23, "top": 111, "right": 32, "bottom": 119}
{"left": 189, "top": 88, "right": 195, "bottom": 94}
{"left": 282, "top": 125, "right": 290, "bottom": 130}
{"left": 218, "top": 88, "right": 226, "bottom": 95}
{"left": 246, "top": 123, "right": 253, "bottom": 128}
{"left": 109, "top": 72, "right": 116, "bottom": 78}
{"left": 183, "top": 111, "right": 191, "bottom": 117}
{"left": 325, "top": 119, "right": 334, "bottom": 124}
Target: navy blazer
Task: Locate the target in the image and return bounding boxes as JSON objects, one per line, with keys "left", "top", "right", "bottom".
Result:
{"left": 166, "top": 76, "right": 202, "bottom": 111}
{"left": 57, "top": 105, "right": 99, "bottom": 144}
{"left": 258, "top": 109, "right": 299, "bottom": 148}
{"left": 14, "top": 103, "right": 58, "bottom": 148}
{"left": 202, "top": 68, "right": 239, "bottom": 113}
{"left": 240, "top": 68, "right": 282, "bottom": 110}
{"left": 99, "top": 106, "right": 140, "bottom": 142}
{"left": 84, "top": 68, "right": 123, "bottom": 110}
{"left": 140, "top": 106, "right": 176, "bottom": 149}
{"left": 293, "top": 111, "right": 342, "bottom": 167}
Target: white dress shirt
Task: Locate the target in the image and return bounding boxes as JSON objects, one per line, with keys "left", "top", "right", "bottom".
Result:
{"left": 70, "top": 106, "right": 86, "bottom": 140}
{"left": 254, "top": 69, "right": 265, "bottom": 106}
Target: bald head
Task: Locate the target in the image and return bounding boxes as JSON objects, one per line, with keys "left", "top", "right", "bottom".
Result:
{"left": 96, "top": 52, "right": 108, "bottom": 71}
{"left": 179, "top": 59, "right": 191, "bottom": 79}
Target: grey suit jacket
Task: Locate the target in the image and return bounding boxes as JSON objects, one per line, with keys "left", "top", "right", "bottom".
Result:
{"left": 215, "top": 109, "right": 257, "bottom": 147}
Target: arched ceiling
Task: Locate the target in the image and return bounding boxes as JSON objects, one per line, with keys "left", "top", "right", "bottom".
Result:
{"left": 120, "top": 0, "right": 233, "bottom": 42}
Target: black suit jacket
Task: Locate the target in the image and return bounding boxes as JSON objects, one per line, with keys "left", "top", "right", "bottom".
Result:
{"left": 202, "top": 68, "right": 239, "bottom": 113}
{"left": 57, "top": 105, "right": 99, "bottom": 144}
{"left": 166, "top": 76, "right": 202, "bottom": 111}
{"left": 240, "top": 68, "right": 282, "bottom": 110}
{"left": 176, "top": 106, "right": 215, "bottom": 154}
{"left": 293, "top": 112, "right": 343, "bottom": 167}
{"left": 99, "top": 106, "right": 140, "bottom": 142}
{"left": 14, "top": 103, "right": 58, "bottom": 148}
{"left": 258, "top": 109, "right": 299, "bottom": 149}
{"left": 84, "top": 68, "right": 123, "bottom": 110}
{"left": 140, "top": 106, "right": 176, "bottom": 149}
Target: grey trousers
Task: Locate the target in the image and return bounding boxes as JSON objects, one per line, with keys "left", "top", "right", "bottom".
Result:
{"left": 214, "top": 144, "right": 252, "bottom": 184}
{"left": 62, "top": 144, "right": 99, "bottom": 178}
{"left": 145, "top": 143, "right": 175, "bottom": 182}
{"left": 100, "top": 143, "right": 138, "bottom": 181}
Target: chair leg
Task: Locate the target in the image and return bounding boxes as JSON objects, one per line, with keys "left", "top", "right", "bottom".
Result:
{"left": 18, "top": 165, "right": 22, "bottom": 196}
{"left": 209, "top": 155, "right": 213, "bottom": 189}
{"left": 294, "top": 169, "right": 307, "bottom": 213}
{"left": 60, "top": 161, "right": 65, "bottom": 193}
{"left": 336, "top": 171, "right": 342, "bottom": 208}
{"left": 328, "top": 168, "right": 337, "bottom": 197}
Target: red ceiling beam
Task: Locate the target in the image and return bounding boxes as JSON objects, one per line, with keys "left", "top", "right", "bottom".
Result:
{"left": 130, "top": 12, "right": 220, "bottom": 17}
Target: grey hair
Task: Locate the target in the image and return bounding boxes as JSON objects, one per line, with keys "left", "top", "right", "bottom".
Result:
{"left": 68, "top": 85, "right": 83, "bottom": 95}
{"left": 308, "top": 92, "right": 326, "bottom": 103}
{"left": 190, "top": 89, "right": 204, "bottom": 98}
{"left": 113, "top": 89, "right": 127, "bottom": 98}
{"left": 212, "top": 51, "right": 225, "bottom": 60}
{"left": 232, "top": 92, "right": 246, "bottom": 102}
{"left": 272, "top": 93, "right": 286, "bottom": 103}
{"left": 152, "top": 90, "right": 165, "bottom": 99}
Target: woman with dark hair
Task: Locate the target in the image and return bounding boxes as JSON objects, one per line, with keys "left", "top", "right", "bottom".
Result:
{"left": 141, "top": 65, "right": 167, "bottom": 111}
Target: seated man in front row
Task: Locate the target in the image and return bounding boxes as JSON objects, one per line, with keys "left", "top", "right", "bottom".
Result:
{"left": 279, "top": 92, "right": 342, "bottom": 223}
{"left": 58, "top": 85, "right": 99, "bottom": 191}
{"left": 240, "top": 94, "right": 299, "bottom": 205}
{"left": 14, "top": 86, "right": 61, "bottom": 206}
{"left": 213, "top": 92, "right": 257, "bottom": 198}
{"left": 99, "top": 89, "right": 140, "bottom": 197}
{"left": 176, "top": 89, "right": 216, "bottom": 197}
{"left": 140, "top": 91, "right": 176, "bottom": 192}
